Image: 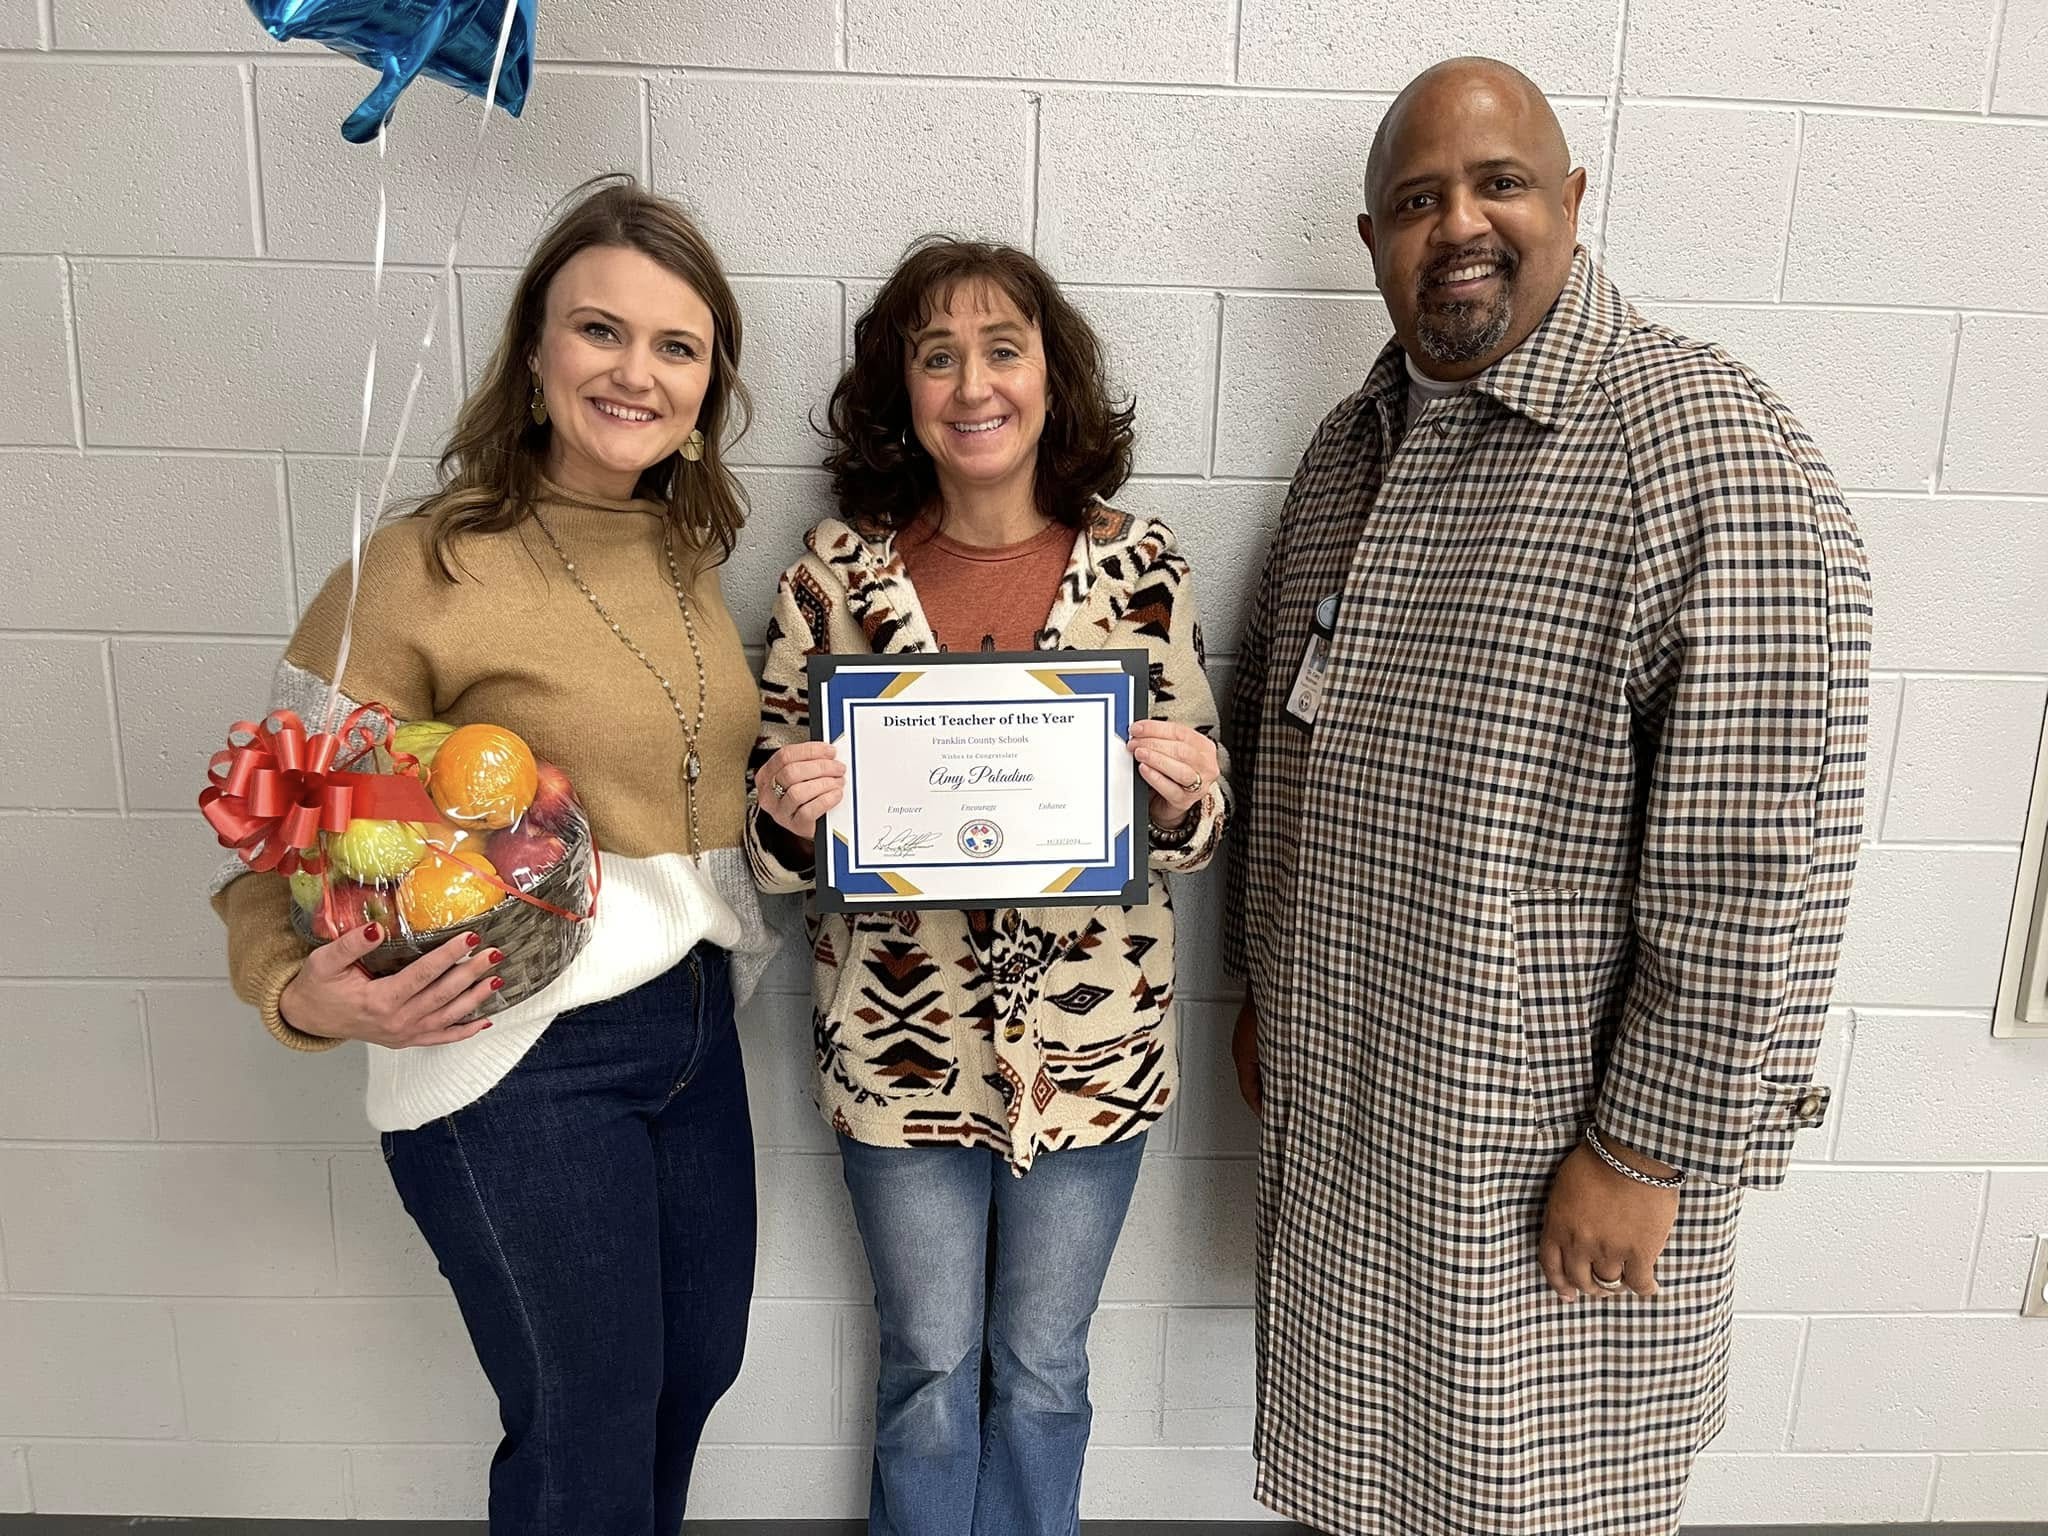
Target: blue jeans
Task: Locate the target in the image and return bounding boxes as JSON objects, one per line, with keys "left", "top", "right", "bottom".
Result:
{"left": 838, "top": 1132, "right": 1148, "bottom": 1536}
{"left": 384, "top": 946, "right": 755, "bottom": 1536}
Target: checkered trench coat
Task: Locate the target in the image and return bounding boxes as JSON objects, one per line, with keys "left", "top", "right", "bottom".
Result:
{"left": 1225, "top": 250, "right": 1871, "bottom": 1535}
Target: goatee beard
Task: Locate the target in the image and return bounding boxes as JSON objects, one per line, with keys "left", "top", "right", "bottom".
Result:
{"left": 1413, "top": 248, "right": 1518, "bottom": 365}
{"left": 1416, "top": 286, "right": 1514, "bottom": 366}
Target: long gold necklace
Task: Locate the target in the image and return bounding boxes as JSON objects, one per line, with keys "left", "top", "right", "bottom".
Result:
{"left": 532, "top": 511, "right": 709, "bottom": 855}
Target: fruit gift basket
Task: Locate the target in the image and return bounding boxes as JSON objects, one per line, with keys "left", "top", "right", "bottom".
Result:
{"left": 202, "top": 706, "right": 598, "bottom": 1009}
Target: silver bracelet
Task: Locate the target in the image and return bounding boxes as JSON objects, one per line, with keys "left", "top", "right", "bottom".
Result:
{"left": 1583, "top": 1125, "right": 1684, "bottom": 1189}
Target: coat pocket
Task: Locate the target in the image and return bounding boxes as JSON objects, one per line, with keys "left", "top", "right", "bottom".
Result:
{"left": 1510, "top": 889, "right": 1597, "bottom": 1128}
{"left": 1040, "top": 903, "right": 1172, "bottom": 1083}
{"left": 819, "top": 916, "right": 960, "bottom": 1104}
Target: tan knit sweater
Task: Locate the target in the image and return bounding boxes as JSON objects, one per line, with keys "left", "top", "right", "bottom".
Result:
{"left": 214, "top": 481, "right": 779, "bottom": 1128}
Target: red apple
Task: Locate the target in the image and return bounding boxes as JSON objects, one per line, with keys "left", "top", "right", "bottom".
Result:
{"left": 485, "top": 825, "right": 567, "bottom": 888}
{"left": 311, "top": 881, "right": 395, "bottom": 941}
{"left": 524, "top": 760, "right": 579, "bottom": 832}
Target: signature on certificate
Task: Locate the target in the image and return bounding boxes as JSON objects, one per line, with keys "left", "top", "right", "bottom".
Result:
{"left": 873, "top": 826, "right": 942, "bottom": 855}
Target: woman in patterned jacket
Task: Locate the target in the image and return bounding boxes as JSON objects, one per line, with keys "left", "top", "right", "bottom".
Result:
{"left": 746, "top": 237, "right": 1230, "bottom": 1536}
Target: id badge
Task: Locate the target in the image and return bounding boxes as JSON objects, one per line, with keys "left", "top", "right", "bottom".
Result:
{"left": 1283, "top": 594, "right": 1340, "bottom": 732}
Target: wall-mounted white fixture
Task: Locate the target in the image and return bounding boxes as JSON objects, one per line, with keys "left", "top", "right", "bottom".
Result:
{"left": 2022, "top": 1236, "right": 2048, "bottom": 1320}
{"left": 1994, "top": 698, "right": 2048, "bottom": 1039}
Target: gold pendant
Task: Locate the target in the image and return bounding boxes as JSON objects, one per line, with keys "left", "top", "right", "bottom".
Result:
{"left": 685, "top": 750, "right": 701, "bottom": 783}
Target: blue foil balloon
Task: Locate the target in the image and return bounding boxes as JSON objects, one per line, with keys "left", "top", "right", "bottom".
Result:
{"left": 247, "top": 0, "right": 537, "bottom": 144}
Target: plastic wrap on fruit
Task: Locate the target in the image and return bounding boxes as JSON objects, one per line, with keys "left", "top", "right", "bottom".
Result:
{"left": 206, "top": 707, "right": 598, "bottom": 1009}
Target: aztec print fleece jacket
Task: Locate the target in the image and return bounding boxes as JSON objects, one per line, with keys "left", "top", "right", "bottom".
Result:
{"left": 744, "top": 505, "right": 1232, "bottom": 1173}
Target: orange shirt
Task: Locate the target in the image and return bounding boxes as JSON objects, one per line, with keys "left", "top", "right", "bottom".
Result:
{"left": 896, "top": 515, "right": 1075, "bottom": 653}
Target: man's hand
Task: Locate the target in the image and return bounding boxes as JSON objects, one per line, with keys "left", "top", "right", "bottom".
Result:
{"left": 1231, "top": 996, "right": 1261, "bottom": 1117}
{"left": 1539, "top": 1138, "right": 1680, "bottom": 1301}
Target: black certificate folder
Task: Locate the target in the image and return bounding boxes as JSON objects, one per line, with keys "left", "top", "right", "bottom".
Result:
{"left": 806, "top": 650, "right": 1151, "bottom": 913}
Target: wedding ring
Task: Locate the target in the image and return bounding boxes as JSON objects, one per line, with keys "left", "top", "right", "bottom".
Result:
{"left": 772, "top": 780, "right": 789, "bottom": 800}
{"left": 1181, "top": 773, "right": 1204, "bottom": 794}
{"left": 1593, "top": 1274, "right": 1626, "bottom": 1292}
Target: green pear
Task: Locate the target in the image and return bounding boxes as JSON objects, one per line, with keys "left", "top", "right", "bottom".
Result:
{"left": 391, "top": 720, "right": 457, "bottom": 773}
{"left": 327, "top": 818, "right": 428, "bottom": 883}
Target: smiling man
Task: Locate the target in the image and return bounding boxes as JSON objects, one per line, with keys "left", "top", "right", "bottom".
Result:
{"left": 1225, "top": 59, "right": 1873, "bottom": 1535}
{"left": 1365, "top": 61, "right": 1578, "bottom": 378}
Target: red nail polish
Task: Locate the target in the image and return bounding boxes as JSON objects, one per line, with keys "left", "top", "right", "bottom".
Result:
{"left": 480, "top": 1019, "right": 494, "bottom": 1029}
{"left": 487, "top": 949, "right": 504, "bottom": 965}
{"left": 465, "top": 933, "right": 482, "bottom": 949}
{"left": 362, "top": 924, "right": 380, "bottom": 944}
{"left": 490, "top": 977, "right": 504, "bottom": 991}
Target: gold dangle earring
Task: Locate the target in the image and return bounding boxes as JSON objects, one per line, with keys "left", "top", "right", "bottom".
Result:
{"left": 529, "top": 378, "right": 548, "bottom": 426}
{"left": 680, "top": 429, "right": 705, "bottom": 461}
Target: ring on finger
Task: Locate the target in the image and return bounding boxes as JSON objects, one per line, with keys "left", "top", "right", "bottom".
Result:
{"left": 1180, "top": 773, "right": 1204, "bottom": 794}
{"left": 772, "top": 779, "right": 789, "bottom": 799}
{"left": 1593, "top": 1273, "right": 1626, "bottom": 1292}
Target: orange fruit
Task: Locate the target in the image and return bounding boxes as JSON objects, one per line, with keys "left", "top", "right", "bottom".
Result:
{"left": 427, "top": 724, "right": 538, "bottom": 830}
{"left": 397, "top": 844, "right": 507, "bottom": 933}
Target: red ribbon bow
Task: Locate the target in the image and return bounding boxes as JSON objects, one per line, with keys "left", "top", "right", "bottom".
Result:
{"left": 199, "top": 706, "right": 439, "bottom": 875}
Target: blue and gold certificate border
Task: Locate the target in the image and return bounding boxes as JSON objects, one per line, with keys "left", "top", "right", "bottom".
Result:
{"left": 806, "top": 650, "right": 1151, "bottom": 913}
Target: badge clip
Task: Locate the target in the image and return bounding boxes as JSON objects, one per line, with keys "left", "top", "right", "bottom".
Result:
{"left": 1282, "top": 593, "right": 1340, "bottom": 732}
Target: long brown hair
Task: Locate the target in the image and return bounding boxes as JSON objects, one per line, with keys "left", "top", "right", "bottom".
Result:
{"left": 413, "top": 175, "right": 750, "bottom": 578}
{"left": 821, "top": 237, "right": 1134, "bottom": 531}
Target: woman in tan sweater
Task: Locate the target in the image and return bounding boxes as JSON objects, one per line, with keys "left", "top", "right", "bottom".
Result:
{"left": 213, "top": 179, "right": 777, "bottom": 1532}
{"left": 748, "top": 239, "right": 1229, "bottom": 1536}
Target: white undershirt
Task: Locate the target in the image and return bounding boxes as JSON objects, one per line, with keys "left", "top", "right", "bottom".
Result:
{"left": 1404, "top": 352, "right": 1470, "bottom": 436}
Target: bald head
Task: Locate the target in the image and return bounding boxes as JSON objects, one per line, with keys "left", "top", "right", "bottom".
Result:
{"left": 1355, "top": 57, "right": 1587, "bottom": 379}
{"left": 1365, "top": 58, "right": 1570, "bottom": 215}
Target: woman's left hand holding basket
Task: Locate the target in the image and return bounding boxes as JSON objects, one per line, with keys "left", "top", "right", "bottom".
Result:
{"left": 278, "top": 921, "right": 504, "bottom": 1049}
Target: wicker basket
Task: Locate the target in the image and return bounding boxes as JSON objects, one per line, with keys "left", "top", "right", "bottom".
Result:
{"left": 291, "top": 820, "right": 597, "bottom": 1010}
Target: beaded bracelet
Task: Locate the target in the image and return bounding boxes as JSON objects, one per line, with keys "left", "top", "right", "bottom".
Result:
{"left": 1583, "top": 1124, "right": 1684, "bottom": 1189}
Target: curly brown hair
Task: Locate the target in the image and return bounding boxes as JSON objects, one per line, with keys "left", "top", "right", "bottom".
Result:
{"left": 412, "top": 174, "right": 750, "bottom": 579}
{"left": 821, "top": 238, "right": 1134, "bottom": 530}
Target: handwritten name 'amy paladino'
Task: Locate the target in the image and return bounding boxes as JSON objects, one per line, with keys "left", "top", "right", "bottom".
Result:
{"left": 931, "top": 764, "right": 1036, "bottom": 791}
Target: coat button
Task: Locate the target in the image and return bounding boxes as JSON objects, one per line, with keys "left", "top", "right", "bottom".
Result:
{"left": 1795, "top": 1088, "right": 1826, "bottom": 1120}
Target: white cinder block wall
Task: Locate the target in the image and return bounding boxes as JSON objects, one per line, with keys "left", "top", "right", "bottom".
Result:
{"left": 3, "top": 0, "right": 2047, "bottom": 1523}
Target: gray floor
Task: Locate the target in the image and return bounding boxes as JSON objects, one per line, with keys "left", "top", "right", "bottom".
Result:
{"left": 3, "top": 1520, "right": 2046, "bottom": 1535}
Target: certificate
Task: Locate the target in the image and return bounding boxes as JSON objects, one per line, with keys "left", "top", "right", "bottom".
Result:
{"left": 807, "top": 650, "right": 1151, "bottom": 912}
